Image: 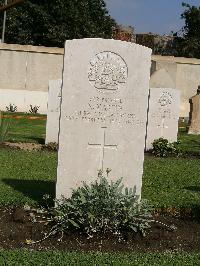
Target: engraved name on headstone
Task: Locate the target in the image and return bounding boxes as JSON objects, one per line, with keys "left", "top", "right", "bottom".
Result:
{"left": 146, "top": 88, "right": 180, "bottom": 150}
{"left": 45, "top": 79, "right": 62, "bottom": 144}
{"left": 56, "top": 39, "right": 151, "bottom": 199}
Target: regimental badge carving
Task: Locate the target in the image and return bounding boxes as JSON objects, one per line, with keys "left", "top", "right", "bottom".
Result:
{"left": 88, "top": 51, "right": 128, "bottom": 92}
{"left": 158, "top": 92, "right": 173, "bottom": 107}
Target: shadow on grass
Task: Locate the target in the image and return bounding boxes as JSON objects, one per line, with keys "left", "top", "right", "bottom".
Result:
{"left": 2, "top": 179, "right": 55, "bottom": 205}
{"left": 181, "top": 204, "right": 200, "bottom": 221}
{"left": 154, "top": 204, "right": 200, "bottom": 222}
{"left": 185, "top": 186, "right": 200, "bottom": 193}
{"left": 30, "top": 137, "right": 45, "bottom": 144}
{"left": 6, "top": 136, "right": 45, "bottom": 145}
{"left": 21, "top": 136, "right": 45, "bottom": 144}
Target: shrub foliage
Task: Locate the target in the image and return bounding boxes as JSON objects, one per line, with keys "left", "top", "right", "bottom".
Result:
{"left": 152, "top": 138, "right": 181, "bottom": 157}
{"left": 6, "top": 103, "right": 17, "bottom": 113}
{"left": 49, "top": 175, "right": 153, "bottom": 239}
{"left": 0, "top": 0, "right": 116, "bottom": 47}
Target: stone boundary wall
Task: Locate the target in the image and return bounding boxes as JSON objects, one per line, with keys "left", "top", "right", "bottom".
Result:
{"left": 0, "top": 43, "right": 64, "bottom": 54}
{"left": 152, "top": 55, "right": 200, "bottom": 117}
{"left": 0, "top": 43, "right": 64, "bottom": 93}
{"left": 152, "top": 55, "right": 200, "bottom": 65}
{"left": 0, "top": 43, "right": 200, "bottom": 116}
{"left": 0, "top": 89, "right": 48, "bottom": 114}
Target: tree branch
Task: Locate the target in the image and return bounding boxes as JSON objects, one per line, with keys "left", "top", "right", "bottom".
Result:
{"left": 0, "top": 0, "right": 24, "bottom": 13}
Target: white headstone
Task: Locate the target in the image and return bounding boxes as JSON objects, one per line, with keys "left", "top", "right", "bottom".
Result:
{"left": 146, "top": 88, "right": 180, "bottom": 150}
{"left": 45, "top": 79, "right": 62, "bottom": 144}
{"left": 56, "top": 39, "right": 151, "bottom": 199}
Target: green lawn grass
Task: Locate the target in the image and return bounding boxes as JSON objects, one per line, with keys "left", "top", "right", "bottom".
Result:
{"left": 143, "top": 156, "right": 200, "bottom": 210}
{"left": 0, "top": 114, "right": 199, "bottom": 211}
{"left": 3, "top": 112, "right": 46, "bottom": 144}
{"left": 0, "top": 149, "right": 56, "bottom": 206}
{"left": 0, "top": 148, "right": 199, "bottom": 211}
{"left": 0, "top": 113, "right": 200, "bottom": 263}
{"left": 3, "top": 112, "right": 200, "bottom": 155}
{"left": 178, "top": 126, "right": 200, "bottom": 155}
{"left": 0, "top": 250, "right": 200, "bottom": 266}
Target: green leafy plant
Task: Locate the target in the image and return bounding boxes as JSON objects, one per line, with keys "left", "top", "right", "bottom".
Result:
{"left": 42, "top": 173, "right": 153, "bottom": 241}
{"left": 24, "top": 172, "right": 176, "bottom": 245}
{"left": 6, "top": 103, "right": 17, "bottom": 113}
{"left": 152, "top": 138, "right": 181, "bottom": 157}
{"left": 29, "top": 105, "right": 40, "bottom": 114}
{"left": 0, "top": 111, "right": 11, "bottom": 144}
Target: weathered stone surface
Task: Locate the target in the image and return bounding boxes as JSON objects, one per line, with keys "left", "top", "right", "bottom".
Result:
{"left": 188, "top": 87, "right": 200, "bottom": 135}
{"left": 45, "top": 79, "right": 62, "bottom": 144}
{"left": 56, "top": 39, "right": 151, "bottom": 199}
{"left": 146, "top": 88, "right": 180, "bottom": 150}
{"left": 150, "top": 68, "right": 175, "bottom": 88}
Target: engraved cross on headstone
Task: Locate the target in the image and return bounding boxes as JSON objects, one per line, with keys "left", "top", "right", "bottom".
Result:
{"left": 157, "top": 116, "right": 168, "bottom": 137}
{"left": 88, "top": 126, "right": 118, "bottom": 171}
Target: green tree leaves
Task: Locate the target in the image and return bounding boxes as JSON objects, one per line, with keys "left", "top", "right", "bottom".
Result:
{"left": 0, "top": 0, "right": 116, "bottom": 47}
{"left": 174, "top": 3, "right": 200, "bottom": 58}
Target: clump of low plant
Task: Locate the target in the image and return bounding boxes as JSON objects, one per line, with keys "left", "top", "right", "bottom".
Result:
{"left": 29, "top": 105, "right": 40, "bottom": 114}
{"left": 0, "top": 111, "right": 11, "bottom": 143}
{"left": 25, "top": 171, "right": 177, "bottom": 245}
{"left": 6, "top": 103, "right": 17, "bottom": 112}
{"left": 44, "top": 171, "right": 153, "bottom": 242}
{"left": 152, "top": 138, "right": 181, "bottom": 157}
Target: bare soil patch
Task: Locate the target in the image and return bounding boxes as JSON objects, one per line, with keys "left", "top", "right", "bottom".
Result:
{"left": 3, "top": 142, "right": 43, "bottom": 152}
{"left": 0, "top": 208, "right": 200, "bottom": 252}
{"left": 3, "top": 115, "right": 46, "bottom": 121}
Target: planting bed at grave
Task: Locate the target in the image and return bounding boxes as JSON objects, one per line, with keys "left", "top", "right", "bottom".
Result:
{"left": 0, "top": 115, "right": 199, "bottom": 260}
{"left": 0, "top": 207, "right": 200, "bottom": 252}
{"left": 0, "top": 148, "right": 200, "bottom": 253}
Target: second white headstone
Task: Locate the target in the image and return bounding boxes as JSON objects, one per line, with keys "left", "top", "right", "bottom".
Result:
{"left": 45, "top": 79, "right": 62, "bottom": 144}
{"left": 146, "top": 88, "right": 180, "bottom": 150}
